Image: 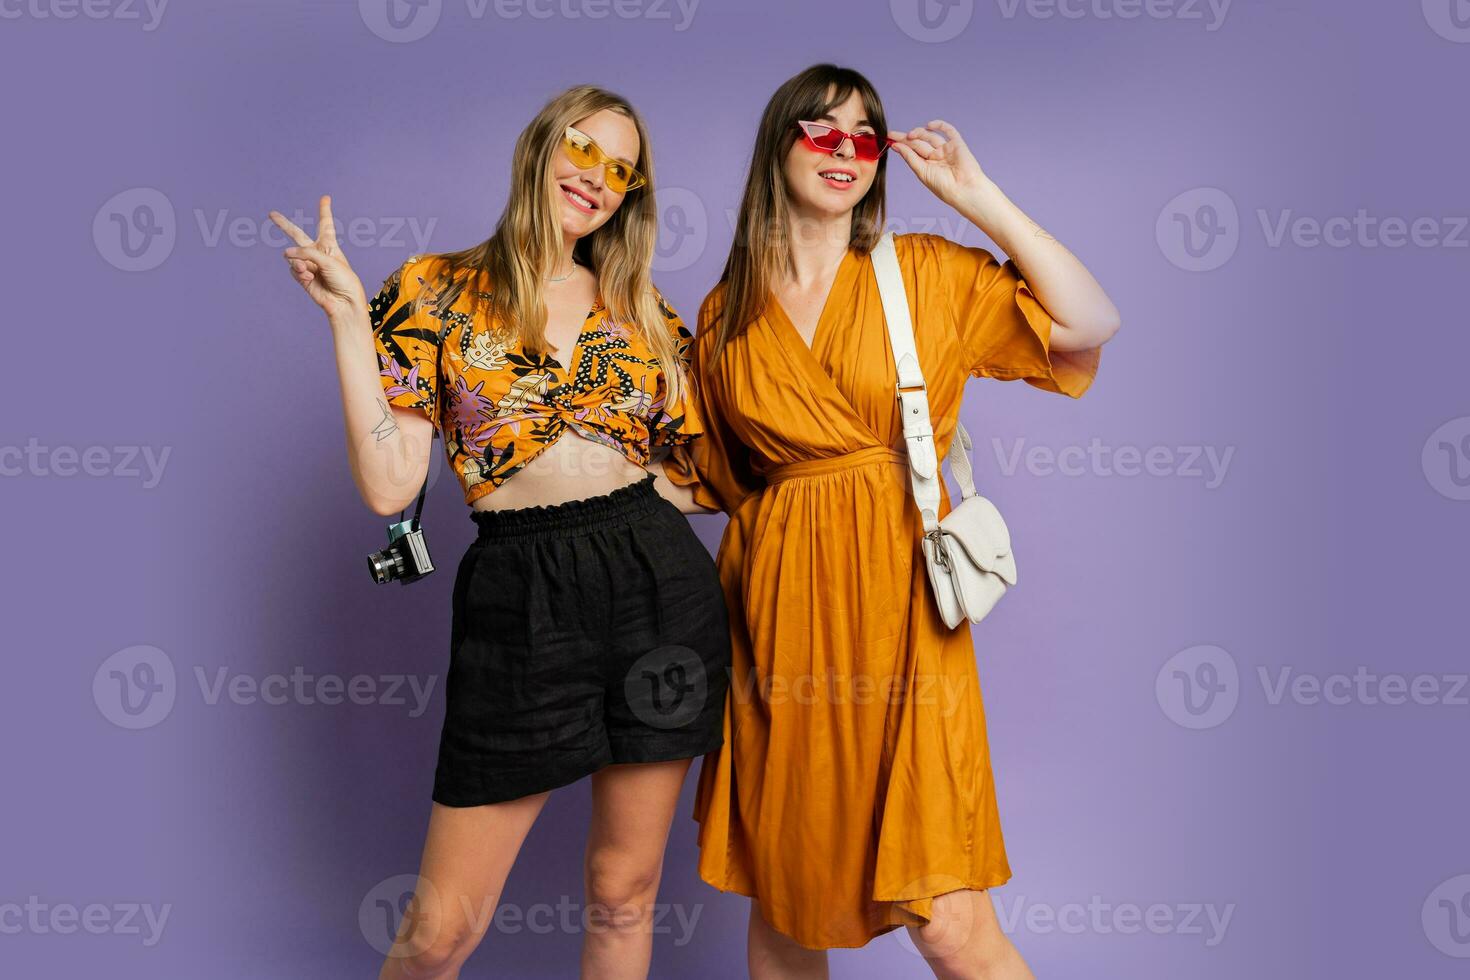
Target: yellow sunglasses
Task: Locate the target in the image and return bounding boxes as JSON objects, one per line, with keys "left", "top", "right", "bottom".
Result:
{"left": 562, "top": 125, "right": 647, "bottom": 194}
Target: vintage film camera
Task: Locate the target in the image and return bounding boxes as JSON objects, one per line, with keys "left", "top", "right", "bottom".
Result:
{"left": 366, "top": 442, "right": 435, "bottom": 585}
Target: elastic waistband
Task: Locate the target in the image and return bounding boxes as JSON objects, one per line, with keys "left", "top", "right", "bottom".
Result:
{"left": 469, "top": 472, "right": 662, "bottom": 540}
{"left": 766, "top": 446, "right": 907, "bottom": 485}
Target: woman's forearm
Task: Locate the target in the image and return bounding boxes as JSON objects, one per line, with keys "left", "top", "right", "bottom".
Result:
{"left": 953, "top": 178, "right": 1121, "bottom": 350}
{"left": 328, "top": 302, "right": 434, "bottom": 516}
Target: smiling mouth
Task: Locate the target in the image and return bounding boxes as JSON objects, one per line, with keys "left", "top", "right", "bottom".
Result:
{"left": 560, "top": 184, "right": 599, "bottom": 212}
{"left": 818, "top": 169, "right": 857, "bottom": 186}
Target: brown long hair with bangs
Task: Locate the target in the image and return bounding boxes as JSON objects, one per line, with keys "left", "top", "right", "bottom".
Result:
{"left": 710, "top": 64, "right": 889, "bottom": 363}
{"left": 411, "top": 84, "right": 682, "bottom": 402}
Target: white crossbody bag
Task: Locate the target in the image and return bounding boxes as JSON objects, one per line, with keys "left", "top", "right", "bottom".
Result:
{"left": 871, "top": 232, "right": 1017, "bottom": 629}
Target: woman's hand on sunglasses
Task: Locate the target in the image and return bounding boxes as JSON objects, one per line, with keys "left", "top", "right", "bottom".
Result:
{"left": 269, "top": 194, "right": 369, "bottom": 324}
{"left": 888, "top": 120, "right": 992, "bottom": 209}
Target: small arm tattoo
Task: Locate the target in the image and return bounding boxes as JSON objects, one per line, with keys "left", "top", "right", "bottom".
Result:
{"left": 371, "top": 400, "right": 399, "bottom": 442}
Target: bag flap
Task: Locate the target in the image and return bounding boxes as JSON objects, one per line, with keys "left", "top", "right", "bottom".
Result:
{"left": 940, "top": 494, "right": 1017, "bottom": 580}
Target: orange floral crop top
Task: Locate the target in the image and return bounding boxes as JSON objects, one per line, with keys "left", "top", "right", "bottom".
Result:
{"left": 368, "top": 254, "right": 703, "bottom": 506}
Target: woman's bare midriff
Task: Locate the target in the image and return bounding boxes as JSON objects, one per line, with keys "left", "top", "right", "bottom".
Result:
{"left": 469, "top": 428, "right": 652, "bottom": 512}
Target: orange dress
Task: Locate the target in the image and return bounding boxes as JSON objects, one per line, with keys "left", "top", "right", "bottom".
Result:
{"left": 662, "top": 232, "right": 1101, "bottom": 949}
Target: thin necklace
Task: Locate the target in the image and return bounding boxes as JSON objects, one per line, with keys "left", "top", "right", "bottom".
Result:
{"left": 545, "top": 260, "right": 578, "bottom": 283}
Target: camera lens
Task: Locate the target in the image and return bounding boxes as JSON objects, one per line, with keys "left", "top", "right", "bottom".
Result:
{"left": 367, "top": 549, "right": 402, "bottom": 584}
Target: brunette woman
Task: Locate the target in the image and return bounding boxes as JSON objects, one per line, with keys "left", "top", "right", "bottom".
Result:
{"left": 664, "top": 64, "right": 1120, "bottom": 978}
{"left": 269, "top": 85, "right": 729, "bottom": 980}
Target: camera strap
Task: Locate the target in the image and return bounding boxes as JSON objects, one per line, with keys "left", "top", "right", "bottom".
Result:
{"left": 398, "top": 430, "right": 435, "bottom": 527}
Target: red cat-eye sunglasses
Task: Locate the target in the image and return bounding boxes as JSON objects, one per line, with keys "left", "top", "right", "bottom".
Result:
{"left": 795, "top": 120, "right": 895, "bottom": 161}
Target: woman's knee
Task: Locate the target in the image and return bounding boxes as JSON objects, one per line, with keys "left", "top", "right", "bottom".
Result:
{"left": 584, "top": 849, "right": 663, "bottom": 931}
{"left": 909, "top": 889, "right": 1012, "bottom": 971}
{"left": 385, "top": 901, "right": 485, "bottom": 979}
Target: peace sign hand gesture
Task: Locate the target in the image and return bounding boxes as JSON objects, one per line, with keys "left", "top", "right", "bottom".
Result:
{"left": 887, "top": 119, "right": 991, "bottom": 210}
{"left": 268, "top": 195, "right": 367, "bottom": 322}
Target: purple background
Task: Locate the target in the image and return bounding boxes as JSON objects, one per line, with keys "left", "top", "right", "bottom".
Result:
{"left": 3, "top": 0, "right": 1467, "bottom": 976}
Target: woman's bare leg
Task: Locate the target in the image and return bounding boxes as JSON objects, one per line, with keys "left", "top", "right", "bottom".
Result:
{"left": 907, "top": 889, "right": 1033, "bottom": 980}
{"left": 580, "top": 759, "right": 693, "bottom": 980}
{"left": 377, "top": 792, "right": 551, "bottom": 980}
{"left": 747, "top": 899, "right": 828, "bottom": 979}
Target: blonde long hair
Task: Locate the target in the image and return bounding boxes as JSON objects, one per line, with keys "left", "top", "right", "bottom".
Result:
{"left": 711, "top": 64, "right": 889, "bottom": 365}
{"left": 416, "top": 85, "right": 681, "bottom": 401}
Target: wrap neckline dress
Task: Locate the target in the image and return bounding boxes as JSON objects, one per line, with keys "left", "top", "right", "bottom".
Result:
{"left": 664, "top": 232, "right": 1101, "bottom": 949}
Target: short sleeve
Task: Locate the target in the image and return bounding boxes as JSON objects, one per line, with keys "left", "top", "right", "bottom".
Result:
{"left": 660, "top": 290, "right": 765, "bottom": 515}
{"left": 931, "top": 234, "right": 1100, "bottom": 398}
{"left": 370, "top": 255, "right": 443, "bottom": 428}
{"left": 647, "top": 290, "right": 705, "bottom": 451}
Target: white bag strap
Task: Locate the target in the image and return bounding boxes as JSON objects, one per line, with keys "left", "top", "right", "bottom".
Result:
{"left": 870, "top": 232, "right": 979, "bottom": 533}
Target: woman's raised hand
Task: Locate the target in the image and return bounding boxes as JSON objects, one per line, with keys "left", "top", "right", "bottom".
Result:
{"left": 887, "top": 120, "right": 991, "bottom": 208}
{"left": 268, "top": 195, "right": 367, "bottom": 322}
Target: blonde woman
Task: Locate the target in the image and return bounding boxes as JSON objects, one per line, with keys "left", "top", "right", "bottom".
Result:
{"left": 666, "top": 64, "right": 1120, "bottom": 977}
{"left": 269, "top": 85, "right": 729, "bottom": 980}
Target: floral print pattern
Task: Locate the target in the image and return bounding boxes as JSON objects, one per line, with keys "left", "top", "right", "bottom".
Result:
{"left": 369, "top": 254, "right": 702, "bottom": 505}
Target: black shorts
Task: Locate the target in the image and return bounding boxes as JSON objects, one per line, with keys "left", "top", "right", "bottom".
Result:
{"left": 433, "top": 472, "right": 730, "bottom": 807}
